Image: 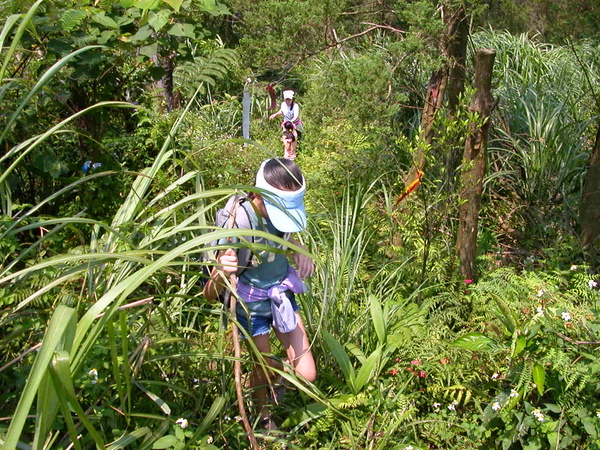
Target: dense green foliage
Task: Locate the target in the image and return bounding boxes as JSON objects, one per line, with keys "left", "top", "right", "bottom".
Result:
{"left": 1, "top": 0, "right": 599, "bottom": 449}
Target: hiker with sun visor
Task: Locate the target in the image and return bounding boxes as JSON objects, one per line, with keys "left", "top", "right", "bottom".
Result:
{"left": 202, "top": 158, "right": 316, "bottom": 430}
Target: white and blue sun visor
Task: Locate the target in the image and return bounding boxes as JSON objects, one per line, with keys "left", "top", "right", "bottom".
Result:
{"left": 255, "top": 160, "right": 307, "bottom": 233}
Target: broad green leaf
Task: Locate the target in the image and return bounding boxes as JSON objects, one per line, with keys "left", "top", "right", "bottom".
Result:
{"left": 322, "top": 329, "right": 355, "bottom": 388}
{"left": 163, "top": 0, "right": 183, "bottom": 12}
{"left": 198, "top": 0, "right": 229, "bottom": 15}
{"left": 134, "top": 0, "right": 161, "bottom": 10}
{"left": 354, "top": 346, "right": 381, "bottom": 392}
{"left": 91, "top": 12, "right": 118, "bottom": 29}
{"left": 369, "top": 294, "right": 386, "bottom": 345}
{"left": 582, "top": 418, "right": 598, "bottom": 439}
{"left": 148, "top": 10, "right": 171, "bottom": 32}
{"left": 512, "top": 335, "right": 527, "bottom": 357}
{"left": 544, "top": 403, "right": 562, "bottom": 413}
{"left": 98, "top": 30, "right": 116, "bottom": 45}
{"left": 533, "top": 363, "right": 545, "bottom": 395}
{"left": 167, "top": 23, "right": 195, "bottom": 38}
{"left": 59, "top": 9, "right": 87, "bottom": 31}
{"left": 452, "top": 332, "right": 497, "bottom": 351}
{"left": 153, "top": 435, "right": 178, "bottom": 449}
{"left": 140, "top": 43, "right": 158, "bottom": 58}
{"left": 130, "top": 24, "right": 153, "bottom": 42}
{"left": 346, "top": 343, "right": 366, "bottom": 364}
{"left": 280, "top": 403, "right": 326, "bottom": 428}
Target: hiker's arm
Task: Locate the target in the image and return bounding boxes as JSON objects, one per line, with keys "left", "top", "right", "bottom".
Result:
{"left": 269, "top": 110, "right": 282, "bottom": 120}
{"left": 290, "top": 237, "right": 314, "bottom": 279}
{"left": 202, "top": 249, "right": 238, "bottom": 301}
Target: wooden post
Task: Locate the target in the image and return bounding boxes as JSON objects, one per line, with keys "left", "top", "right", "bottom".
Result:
{"left": 581, "top": 124, "right": 600, "bottom": 270}
{"left": 456, "top": 48, "right": 496, "bottom": 280}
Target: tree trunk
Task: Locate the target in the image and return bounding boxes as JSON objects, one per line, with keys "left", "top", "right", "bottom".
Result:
{"left": 160, "top": 54, "right": 176, "bottom": 112}
{"left": 404, "top": 68, "right": 448, "bottom": 185}
{"left": 444, "top": 5, "right": 469, "bottom": 181}
{"left": 402, "top": 4, "right": 468, "bottom": 188}
{"left": 581, "top": 124, "right": 600, "bottom": 270}
{"left": 456, "top": 48, "right": 496, "bottom": 281}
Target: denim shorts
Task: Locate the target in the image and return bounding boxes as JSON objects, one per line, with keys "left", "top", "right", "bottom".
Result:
{"left": 236, "top": 293, "right": 299, "bottom": 337}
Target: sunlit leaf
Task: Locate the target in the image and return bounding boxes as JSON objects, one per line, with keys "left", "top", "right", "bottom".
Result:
{"left": 452, "top": 332, "right": 497, "bottom": 351}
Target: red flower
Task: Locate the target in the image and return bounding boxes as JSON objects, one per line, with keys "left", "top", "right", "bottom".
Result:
{"left": 395, "top": 358, "right": 400, "bottom": 362}
{"left": 464, "top": 279, "right": 473, "bottom": 284}
{"left": 410, "top": 359, "right": 422, "bottom": 365}
{"left": 439, "top": 358, "right": 449, "bottom": 364}
{"left": 390, "top": 369, "right": 398, "bottom": 376}
{"left": 419, "top": 371, "right": 426, "bottom": 378}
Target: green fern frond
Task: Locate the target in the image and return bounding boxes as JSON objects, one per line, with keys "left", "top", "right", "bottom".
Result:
{"left": 59, "top": 9, "right": 88, "bottom": 31}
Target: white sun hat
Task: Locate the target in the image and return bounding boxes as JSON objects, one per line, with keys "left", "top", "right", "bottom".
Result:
{"left": 255, "top": 159, "right": 306, "bottom": 233}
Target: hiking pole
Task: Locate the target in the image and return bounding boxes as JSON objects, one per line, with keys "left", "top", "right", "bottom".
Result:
{"left": 222, "top": 200, "right": 259, "bottom": 450}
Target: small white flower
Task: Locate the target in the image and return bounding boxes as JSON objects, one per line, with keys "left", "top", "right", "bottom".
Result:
{"left": 561, "top": 311, "right": 571, "bottom": 322}
{"left": 224, "top": 416, "right": 231, "bottom": 421}
{"left": 166, "top": 276, "right": 172, "bottom": 283}
{"left": 447, "top": 403, "right": 456, "bottom": 411}
{"left": 570, "top": 265, "right": 578, "bottom": 271}
{"left": 234, "top": 415, "right": 242, "bottom": 422}
{"left": 433, "top": 402, "right": 441, "bottom": 412}
{"left": 403, "top": 446, "right": 414, "bottom": 450}
{"left": 491, "top": 373, "right": 499, "bottom": 380}
{"left": 181, "top": 236, "right": 186, "bottom": 241}
{"left": 217, "top": 174, "right": 223, "bottom": 178}
{"left": 536, "top": 289, "right": 546, "bottom": 298}
{"left": 589, "top": 280, "right": 598, "bottom": 288}
{"left": 510, "top": 389, "right": 519, "bottom": 398}
{"left": 532, "top": 408, "right": 545, "bottom": 422}
{"left": 88, "top": 368, "right": 98, "bottom": 384}
{"left": 176, "top": 418, "right": 188, "bottom": 429}
{"left": 492, "top": 402, "right": 501, "bottom": 411}
{"left": 536, "top": 306, "right": 544, "bottom": 315}
{"left": 596, "top": 411, "right": 600, "bottom": 418}
{"left": 526, "top": 256, "right": 535, "bottom": 263}
{"left": 207, "top": 436, "right": 213, "bottom": 444}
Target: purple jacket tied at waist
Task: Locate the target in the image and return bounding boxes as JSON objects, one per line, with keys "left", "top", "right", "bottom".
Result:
{"left": 237, "top": 266, "right": 306, "bottom": 333}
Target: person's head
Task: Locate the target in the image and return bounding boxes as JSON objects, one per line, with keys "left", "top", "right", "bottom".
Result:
{"left": 283, "top": 121, "right": 295, "bottom": 133}
{"left": 283, "top": 89, "right": 294, "bottom": 106}
{"left": 255, "top": 158, "right": 306, "bottom": 232}
{"left": 282, "top": 131, "right": 295, "bottom": 142}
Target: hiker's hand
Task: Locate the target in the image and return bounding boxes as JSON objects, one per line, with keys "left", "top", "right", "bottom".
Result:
{"left": 269, "top": 113, "right": 277, "bottom": 120}
{"left": 218, "top": 248, "right": 238, "bottom": 276}
{"left": 294, "top": 252, "right": 314, "bottom": 279}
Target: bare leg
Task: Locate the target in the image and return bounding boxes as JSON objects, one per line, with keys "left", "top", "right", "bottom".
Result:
{"left": 274, "top": 313, "right": 316, "bottom": 382}
{"left": 248, "top": 333, "right": 280, "bottom": 428}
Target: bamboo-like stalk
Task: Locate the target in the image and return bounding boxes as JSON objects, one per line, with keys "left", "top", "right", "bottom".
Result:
{"left": 224, "top": 199, "right": 258, "bottom": 449}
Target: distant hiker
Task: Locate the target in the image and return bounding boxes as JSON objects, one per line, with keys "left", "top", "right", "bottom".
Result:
{"left": 269, "top": 89, "right": 304, "bottom": 138}
{"left": 281, "top": 121, "right": 298, "bottom": 160}
{"left": 203, "top": 158, "right": 316, "bottom": 430}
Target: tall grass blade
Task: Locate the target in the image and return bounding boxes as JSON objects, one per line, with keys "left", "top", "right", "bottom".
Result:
{"left": 4, "top": 305, "right": 77, "bottom": 449}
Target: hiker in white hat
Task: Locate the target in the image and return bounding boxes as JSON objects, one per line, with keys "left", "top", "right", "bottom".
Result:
{"left": 203, "top": 158, "right": 315, "bottom": 430}
{"left": 269, "top": 89, "right": 304, "bottom": 138}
